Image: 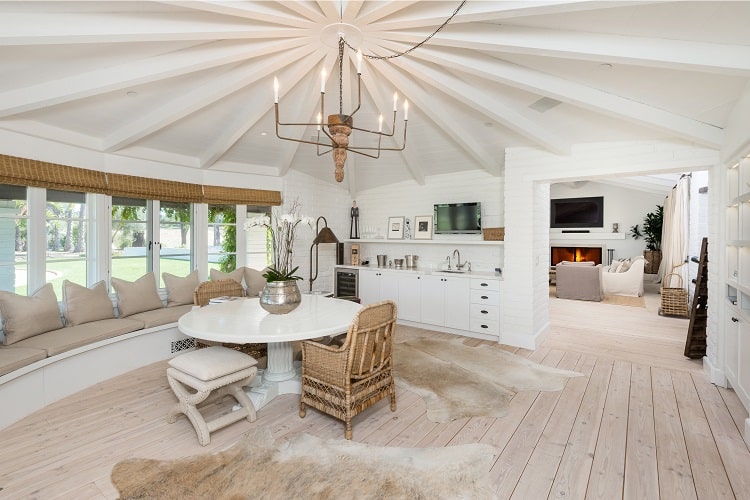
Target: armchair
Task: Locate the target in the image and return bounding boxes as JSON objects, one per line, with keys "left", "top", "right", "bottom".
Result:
{"left": 601, "top": 256, "right": 645, "bottom": 297}
{"left": 299, "top": 300, "right": 397, "bottom": 439}
{"left": 555, "top": 261, "right": 603, "bottom": 302}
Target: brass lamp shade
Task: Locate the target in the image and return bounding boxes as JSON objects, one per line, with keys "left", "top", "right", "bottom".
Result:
{"left": 313, "top": 226, "right": 339, "bottom": 245}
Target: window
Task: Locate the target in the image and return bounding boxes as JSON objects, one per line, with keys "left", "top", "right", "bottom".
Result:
{"left": 111, "top": 197, "right": 149, "bottom": 281}
{"left": 208, "top": 205, "right": 237, "bottom": 273}
{"left": 45, "top": 189, "right": 87, "bottom": 297}
{"left": 159, "top": 202, "right": 192, "bottom": 287}
{"left": 0, "top": 185, "right": 28, "bottom": 294}
{"left": 246, "top": 205, "right": 271, "bottom": 270}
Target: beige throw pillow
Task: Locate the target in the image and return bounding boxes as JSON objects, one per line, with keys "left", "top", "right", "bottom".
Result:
{"left": 244, "top": 267, "right": 267, "bottom": 297}
{"left": 111, "top": 272, "right": 163, "bottom": 317}
{"left": 63, "top": 280, "right": 115, "bottom": 326}
{"left": 163, "top": 270, "right": 199, "bottom": 307}
{"left": 0, "top": 283, "right": 63, "bottom": 345}
{"left": 608, "top": 260, "right": 622, "bottom": 273}
{"left": 210, "top": 267, "right": 245, "bottom": 286}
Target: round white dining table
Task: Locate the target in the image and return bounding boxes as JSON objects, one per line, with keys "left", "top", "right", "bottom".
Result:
{"left": 178, "top": 294, "right": 362, "bottom": 408}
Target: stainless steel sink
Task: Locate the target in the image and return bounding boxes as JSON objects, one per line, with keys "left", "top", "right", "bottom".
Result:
{"left": 437, "top": 269, "right": 467, "bottom": 274}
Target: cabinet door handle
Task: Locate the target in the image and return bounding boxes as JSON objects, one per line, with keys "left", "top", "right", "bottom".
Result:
{"left": 480, "top": 324, "right": 488, "bottom": 329}
{"left": 481, "top": 283, "right": 488, "bottom": 287}
{"left": 481, "top": 310, "right": 488, "bottom": 314}
{"left": 732, "top": 317, "right": 739, "bottom": 323}
{"left": 481, "top": 295, "right": 488, "bottom": 300}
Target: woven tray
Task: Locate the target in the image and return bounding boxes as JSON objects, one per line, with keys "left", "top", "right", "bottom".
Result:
{"left": 660, "top": 273, "right": 688, "bottom": 317}
{"left": 483, "top": 227, "right": 505, "bottom": 241}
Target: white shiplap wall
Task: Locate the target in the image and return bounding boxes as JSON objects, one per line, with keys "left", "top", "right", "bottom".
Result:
{"left": 351, "top": 170, "right": 504, "bottom": 273}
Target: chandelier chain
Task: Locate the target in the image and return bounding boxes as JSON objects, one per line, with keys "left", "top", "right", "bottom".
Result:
{"left": 338, "top": 38, "right": 344, "bottom": 114}
{"left": 343, "top": 0, "right": 466, "bottom": 60}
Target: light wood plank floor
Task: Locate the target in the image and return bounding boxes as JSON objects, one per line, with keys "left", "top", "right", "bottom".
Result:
{"left": 1, "top": 285, "right": 748, "bottom": 499}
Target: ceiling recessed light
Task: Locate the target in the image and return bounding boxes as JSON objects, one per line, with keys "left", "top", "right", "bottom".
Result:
{"left": 260, "top": 132, "right": 268, "bottom": 136}
{"left": 599, "top": 63, "right": 613, "bottom": 69}
{"left": 126, "top": 91, "right": 137, "bottom": 97}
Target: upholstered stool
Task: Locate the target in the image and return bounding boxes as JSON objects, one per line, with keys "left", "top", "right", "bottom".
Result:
{"left": 166, "top": 346, "right": 258, "bottom": 446}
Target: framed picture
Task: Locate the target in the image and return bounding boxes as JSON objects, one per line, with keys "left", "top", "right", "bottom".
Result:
{"left": 414, "top": 215, "right": 433, "bottom": 240}
{"left": 387, "top": 216, "right": 405, "bottom": 239}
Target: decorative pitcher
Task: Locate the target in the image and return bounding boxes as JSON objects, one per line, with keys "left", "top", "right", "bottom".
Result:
{"left": 259, "top": 280, "right": 302, "bottom": 314}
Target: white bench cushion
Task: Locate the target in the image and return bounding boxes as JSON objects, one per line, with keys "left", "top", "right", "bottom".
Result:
{"left": 0, "top": 346, "right": 47, "bottom": 376}
{"left": 128, "top": 304, "right": 193, "bottom": 329}
{"left": 169, "top": 346, "right": 257, "bottom": 381}
{"left": 12, "top": 318, "right": 144, "bottom": 356}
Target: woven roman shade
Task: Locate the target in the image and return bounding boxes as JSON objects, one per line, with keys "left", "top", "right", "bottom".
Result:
{"left": 106, "top": 173, "right": 203, "bottom": 204}
{"left": 0, "top": 154, "right": 108, "bottom": 193}
{"left": 202, "top": 185, "right": 281, "bottom": 206}
{"left": 0, "top": 154, "right": 281, "bottom": 206}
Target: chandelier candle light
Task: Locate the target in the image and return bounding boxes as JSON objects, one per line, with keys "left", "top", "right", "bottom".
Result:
{"left": 274, "top": 36, "right": 408, "bottom": 183}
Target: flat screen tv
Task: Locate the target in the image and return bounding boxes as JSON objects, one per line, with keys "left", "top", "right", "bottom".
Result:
{"left": 434, "top": 202, "right": 482, "bottom": 234}
{"left": 550, "top": 196, "right": 603, "bottom": 228}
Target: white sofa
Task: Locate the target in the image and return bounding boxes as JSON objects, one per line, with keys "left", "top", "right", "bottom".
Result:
{"left": 601, "top": 256, "right": 645, "bottom": 297}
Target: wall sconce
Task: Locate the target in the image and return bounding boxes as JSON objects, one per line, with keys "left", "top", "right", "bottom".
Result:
{"left": 309, "top": 216, "right": 339, "bottom": 292}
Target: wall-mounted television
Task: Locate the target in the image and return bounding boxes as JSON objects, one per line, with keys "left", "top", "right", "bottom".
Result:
{"left": 434, "top": 202, "right": 482, "bottom": 234}
{"left": 550, "top": 196, "right": 604, "bottom": 228}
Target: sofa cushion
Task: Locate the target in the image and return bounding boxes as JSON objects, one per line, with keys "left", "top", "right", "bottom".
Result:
{"left": 63, "top": 280, "right": 115, "bottom": 326}
{"left": 163, "top": 270, "right": 199, "bottom": 307}
{"left": 608, "top": 260, "right": 622, "bottom": 273}
{"left": 0, "top": 346, "right": 47, "bottom": 376}
{"left": 111, "top": 272, "right": 163, "bottom": 317}
{"left": 12, "top": 318, "right": 144, "bottom": 357}
{"left": 127, "top": 304, "right": 192, "bottom": 329}
{"left": 0, "top": 284, "right": 63, "bottom": 345}
{"left": 210, "top": 267, "right": 245, "bottom": 286}
{"left": 244, "top": 267, "right": 266, "bottom": 298}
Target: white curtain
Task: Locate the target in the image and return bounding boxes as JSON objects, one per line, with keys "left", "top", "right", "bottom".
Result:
{"left": 657, "top": 175, "right": 690, "bottom": 288}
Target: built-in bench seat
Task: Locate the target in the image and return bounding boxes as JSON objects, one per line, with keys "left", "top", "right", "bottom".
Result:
{"left": 0, "top": 267, "right": 266, "bottom": 430}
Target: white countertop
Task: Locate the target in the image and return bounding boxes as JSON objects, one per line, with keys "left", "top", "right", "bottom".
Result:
{"left": 335, "top": 264, "right": 502, "bottom": 280}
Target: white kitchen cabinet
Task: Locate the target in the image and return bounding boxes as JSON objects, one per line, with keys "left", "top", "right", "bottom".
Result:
{"left": 398, "top": 273, "right": 422, "bottom": 322}
{"left": 470, "top": 278, "right": 502, "bottom": 336}
{"left": 358, "top": 268, "right": 398, "bottom": 306}
{"left": 419, "top": 275, "right": 470, "bottom": 330}
{"left": 723, "top": 158, "right": 750, "bottom": 432}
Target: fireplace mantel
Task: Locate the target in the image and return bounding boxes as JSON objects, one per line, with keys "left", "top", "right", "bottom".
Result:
{"left": 549, "top": 232, "right": 625, "bottom": 241}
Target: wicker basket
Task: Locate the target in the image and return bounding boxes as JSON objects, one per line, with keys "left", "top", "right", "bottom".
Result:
{"left": 483, "top": 227, "right": 505, "bottom": 241}
{"left": 659, "top": 273, "right": 689, "bottom": 317}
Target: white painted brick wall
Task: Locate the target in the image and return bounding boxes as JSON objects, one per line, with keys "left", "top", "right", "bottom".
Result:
{"left": 281, "top": 170, "right": 351, "bottom": 294}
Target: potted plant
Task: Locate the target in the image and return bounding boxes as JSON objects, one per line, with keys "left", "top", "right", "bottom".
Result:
{"left": 245, "top": 199, "right": 312, "bottom": 313}
{"left": 641, "top": 205, "right": 663, "bottom": 274}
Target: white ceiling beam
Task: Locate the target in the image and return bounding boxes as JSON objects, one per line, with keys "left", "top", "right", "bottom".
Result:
{"left": 368, "top": 60, "right": 499, "bottom": 175}
{"left": 385, "top": 24, "right": 750, "bottom": 76}
{"left": 103, "top": 45, "right": 318, "bottom": 151}
{"left": 354, "top": 1, "right": 421, "bottom": 26}
{"left": 0, "top": 11, "right": 312, "bottom": 45}
{"left": 0, "top": 37, "right": 313, "bottom": 118}
{"left": 399, "top": 44, "right": 723, "bottom": 148}
{"left": 351, "top": 53, "right": 425, "bottom": 185}
{"left": 161, "top": 1, "right": 321, "bottom": 27}
{"left": 199, "top": 50, "right": 329, "bottom": 169}
{"left": 367, "top": 1, "right": 650, "bottom": 31}
{"left": 598, "top": 178, "right": 674, "bottom": 196}
{"left": 379, "top": 42, "right": 569, "bottom": 155}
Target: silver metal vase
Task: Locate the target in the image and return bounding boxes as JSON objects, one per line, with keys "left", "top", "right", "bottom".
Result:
{"left": 259, "top": 280, "right": 302, "bottom": 314}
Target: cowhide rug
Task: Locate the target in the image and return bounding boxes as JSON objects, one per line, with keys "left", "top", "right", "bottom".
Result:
{"left": 111, "top": 429, "right": 498, "bottom": 499}
{"left": 394, "top": 334, "right": 582, "bottom": 423}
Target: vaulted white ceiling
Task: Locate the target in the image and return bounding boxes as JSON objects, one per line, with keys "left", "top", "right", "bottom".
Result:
{"left": 0, "top": 1, "right": 748, "bottom": 194}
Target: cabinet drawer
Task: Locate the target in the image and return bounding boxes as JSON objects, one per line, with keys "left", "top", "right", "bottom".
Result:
{"left": 470, "top": 289, "right": 499, "bottom": 306}
{"left": 470, "top": 278, "right": 500, "bottom": 292}
{"left": 470, "top": 317, "right": 499, "bottom": 335}
{"left": 470, "top": 303, "right": 499, "bottom": 320}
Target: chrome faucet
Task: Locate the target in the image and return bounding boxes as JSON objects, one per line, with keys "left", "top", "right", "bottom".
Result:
{"left": 453, "top": 249, "right": 466, "bottom": 270}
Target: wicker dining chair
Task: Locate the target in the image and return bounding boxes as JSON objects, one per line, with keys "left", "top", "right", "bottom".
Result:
{"left": 299, "top": 300, "right": 397, "bottom": 440}
{"left": 192, "top": 279, "right": 267, "bottom": 361}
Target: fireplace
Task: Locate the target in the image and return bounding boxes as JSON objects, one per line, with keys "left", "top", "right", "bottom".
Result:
{"left": 551, "top": 246, "right": 603, "bottom": 266}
